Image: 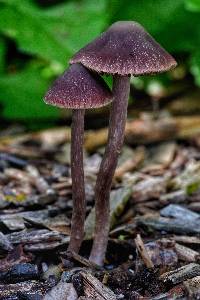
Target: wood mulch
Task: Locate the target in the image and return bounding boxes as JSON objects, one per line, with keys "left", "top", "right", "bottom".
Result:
{"left": 1, "top": 112, "right": 200, "bottom": 299}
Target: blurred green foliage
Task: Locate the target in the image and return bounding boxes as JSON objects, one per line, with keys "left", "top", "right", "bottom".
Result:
{"left": 0, "top": 0, "right": 200, "bottom": 121}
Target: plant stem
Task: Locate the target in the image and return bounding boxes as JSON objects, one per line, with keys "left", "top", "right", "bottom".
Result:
{"left": 68, "top": 109, "right": 85, "bottom": 253}
{"left": 89, "top": 75, "right": 130, "bottom": 265}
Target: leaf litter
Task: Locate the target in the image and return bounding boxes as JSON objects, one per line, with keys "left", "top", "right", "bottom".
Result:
{"left": 1, "top": 115, "right": 200, "bottom": 299}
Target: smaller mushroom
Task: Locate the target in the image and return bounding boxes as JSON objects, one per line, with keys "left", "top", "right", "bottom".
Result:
{"left": 44, "top": 63, "right": 112, "bottom": 253}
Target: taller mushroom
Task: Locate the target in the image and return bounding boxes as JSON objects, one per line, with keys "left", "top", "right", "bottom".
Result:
{"left": 44, "top": 63, "right": 112, "bottom": 254}
{"left": 70, "top": 21, "right": 177, "bottom": 265}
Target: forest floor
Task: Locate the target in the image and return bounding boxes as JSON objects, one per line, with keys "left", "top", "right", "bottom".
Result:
{"left": 1, "top": 104, "right": 200, "bottom": 299}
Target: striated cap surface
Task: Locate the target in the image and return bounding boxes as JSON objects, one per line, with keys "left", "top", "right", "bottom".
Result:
{"left": 44, "top": 63, "right": 112, "bottom": 109}
{"left": 70, "top": 21, "right": 177, "bottom": 76}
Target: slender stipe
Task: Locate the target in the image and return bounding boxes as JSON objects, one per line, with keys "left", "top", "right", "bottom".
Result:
{"left": 89, "top": 76, "right": 130, "bottom": 265}
{"left": 68, "top": 109, "right": 85, "bottom": 253}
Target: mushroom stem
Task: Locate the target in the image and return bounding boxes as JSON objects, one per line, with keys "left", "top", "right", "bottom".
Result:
{"left": 68, "top": 109, "right": 86, "bottom": 253}
{"left": 89, "top": 75, "right": 130, "bottom": 265}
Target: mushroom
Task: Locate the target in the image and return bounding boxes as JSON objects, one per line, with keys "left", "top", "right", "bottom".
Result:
{"left": 70, "top": 21, "right": 177, "bottom": 265}
{"left": 44, "top": 63, "right": 112, "bottom": 253}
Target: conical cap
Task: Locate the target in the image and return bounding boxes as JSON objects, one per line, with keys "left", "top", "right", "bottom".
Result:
{"left": 70, "top": 21, "right": 177, "bottom": 76}
{"left": 44, "top": 63, "right": 112, "bottom": 109}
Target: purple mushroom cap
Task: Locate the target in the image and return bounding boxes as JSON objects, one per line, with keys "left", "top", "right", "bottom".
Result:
{"left": 70, "top": 21, "right": 177, "bottom": 76}
{"left": 44, "top": 63, "right": 112, "bottom": 109}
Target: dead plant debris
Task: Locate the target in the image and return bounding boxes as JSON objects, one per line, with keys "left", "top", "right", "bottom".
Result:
{"left": 1, "top": 115, "right": 200, "bottom": 299}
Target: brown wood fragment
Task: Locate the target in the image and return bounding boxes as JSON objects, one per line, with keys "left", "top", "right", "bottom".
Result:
{"left": 137, "top": 215, "right": 200, "bottom": 235}
{"left": 167, "top": 89, "right": 200, "bottom": 115}
{"left": 24, "top": 238, "right": 69, "bottom": 251}
{"left": 109, "top": 222, "right": 136, "bottom": 236}
{"left": 67, "top": 251, "right": 102, "bottom": 270}
{"left": 174, "top": 235, "right": 200, "bottom": 245}
{"left": 151, "top": 142, "right": 177, "bottom": 167}
{"left": 84, "top": 128, "right": 108, "bottom": 152}
{"left": 4, "top": 168, "right": 36, "bottom": 184}
{"left": 175, "top": 243, "right": 200, "bottom": 262}
{"left": 2, "top": 115, "right": 200, "bottom": 153}
{"left": 52, "top": 180, "right": 72, "bottom": 190}
{"left": 6, "top": 229, "right": 70, "bottom": 251}
{"left": 78, "top": 297, "right": 93, "bottom": 300}
{"left": 160, "top": 263, "right": 200, "bottom": 284}
{"left": 132, "top": 176, "right": 167, "bottom": 203}
{"left": 188, "top": 202, "right": 200, "bottom": 212}
{"left": 151, "top": 284, "right": 185, "bottom": 300}
{"left": 43, "top": 281, "right": 78, "bottom": 300}
{"left": 144, "top": 240, "right": 178, "bottom": 268}
{"left": 7, "top": 229, "right": 63, "bottom": 244}
{"left": 159, "top": 190, "right": 186, "bottom": 206}
{"left": 0, "top": 231, "right": 13, "bottom": 252}
{"left": 135, "top": 234, "right": 154, "bottom": 269}
{"left": 184, "top": 275, "right": 200, "bottom": 299}
{"left": 160, "top": 204, "right": 200, "bottom": 222}
{"left": 81, "top": 271, "right": 117, "bottom": 300}
{"left": 114, "top": 146, "right": 145, "bottom": 179}
{"left": 0, "top": 214, "right": 26, "bottom": 231}
{"left": 26, "top": 165, "right": 53, "bottom": 194}
{"left": 126, "top": 115, "right": 200, "bottom": 144}
{"left": 4, "top": 166, "right": 53, "bottom": 195}
{"left": 102, "top": 273, "right": 109, "bottom": 285}
{"left": 44, "top": 216, "right": 71, "bottom": 235}
{"left": 0, "top": 245, "right": 32, "bottom": 272}
{"left": 0, "top": 145, "right": 41, "bottom": 158}
{"left": 134, "top": 200, "right": 159, "bottom": 215}
{"left": 134, "top": 204, "right": 157, "bottom": 215}
{"left": 0, "top": 280, "right": 55, "bottom": 298}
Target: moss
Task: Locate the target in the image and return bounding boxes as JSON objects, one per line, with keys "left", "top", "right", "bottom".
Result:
{"left": 186, "top": 181, "right": 200, "bottom": 195}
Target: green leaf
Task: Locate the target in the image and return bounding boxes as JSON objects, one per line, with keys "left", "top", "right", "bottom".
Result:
{"left": 0, "top": 0, "right": 109, "bottom": 121}
{"left": 109, "top": 0, "right": 200, "bottom": 53}
{"left": 190, "top": 53, "right": 200, "bottom": 86}
{"left": 0, "top": 63, "right": 59, "bottom": 120}
{"left": 0, "top": 0, "right": 70, "bottom": 64}
{"left": 185, "top": 0, "right": 200, "bottom": 11}
{"left": 0, "top": 36, "right": 6, "bottom": 73}
{"left": 43, "top": 0, "right": 108, "bottom": 53}
{"left": 0, "top": 0, "right": 108, "bottom": 65}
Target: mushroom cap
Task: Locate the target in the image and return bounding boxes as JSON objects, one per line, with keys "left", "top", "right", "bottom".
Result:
{"left": 44, "top": 63, "right": 112, "bottom": 109}
{"left": 70, "top": 21, "right": 177, "bottom": 76}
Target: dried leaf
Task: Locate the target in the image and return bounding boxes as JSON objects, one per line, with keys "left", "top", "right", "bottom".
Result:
{"left": 81, "top": 272, "right": 117, "bottom": 300}
{"left": 44, "top": 281, "right": 78, "bottom": 300}
{"left": 85, "top": 187, "right": 131, "bottom": 240}
{"left": 160, "top": 263, "right": 200, "bottom": 284}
